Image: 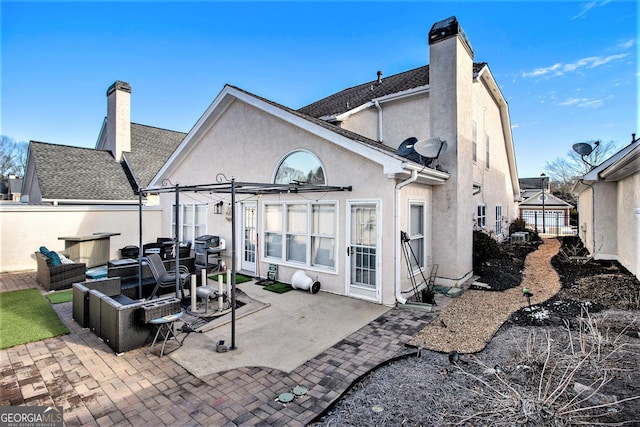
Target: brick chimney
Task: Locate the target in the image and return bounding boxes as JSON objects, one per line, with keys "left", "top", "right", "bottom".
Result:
{"left": 104, "top": 81, "right": 131, "bottom": 161}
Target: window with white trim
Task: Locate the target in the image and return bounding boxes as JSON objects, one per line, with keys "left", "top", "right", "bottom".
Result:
{"left": 495, "top": 205, "right": 503, "bottom": 235}
{"left": 171, "top": 203, "right": 207, "bottom": 243}
{"left": 477, "top": 204, "right": 486, "bottom": 228}
{"left": 409, "top": 202, "right": 425, "bottom": 271}
{"left": 472, "top": 121, "right": 477, "bottom": 162}
{"left": 485, "top": 133, "right": 490, "bottom": 169}
{"left": 264, "top": 201, "right": 337, "bottom": 270}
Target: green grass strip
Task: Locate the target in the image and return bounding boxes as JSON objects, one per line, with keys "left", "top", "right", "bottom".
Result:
{"left": 0, "top": 288, "right": 69, "bottom": 350}
{"left": 45, "top": 289, "right": 73, "bottom": 304}
{"left": 208, "top": 273, "right": 253, "bottom": 284}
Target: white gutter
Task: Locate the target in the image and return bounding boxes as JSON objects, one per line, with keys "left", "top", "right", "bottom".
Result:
{"left": 374, "top": 100, "right": 383, "bottom": 142}
{"left": 42, "top": 199, "right": 140, "bottom": 205}
{"left": 394, "top": 169, "right": 418, "bottom": 304}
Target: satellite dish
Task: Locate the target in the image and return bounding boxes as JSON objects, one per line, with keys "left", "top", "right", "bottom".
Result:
{"left": 415, "top": 137, "right": 447, "bottom": 159}
{"left": 572, "top": 143, "right": 594, "bottom": 156}
{"left": 398, "top": 137, "right": 418, "bottom": 156}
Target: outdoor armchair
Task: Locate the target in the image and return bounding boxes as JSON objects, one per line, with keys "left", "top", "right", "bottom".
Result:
{"left": 146, "top": 253, "right": 191, "bottom": 299}
{"left": 35, "top": 251, "right": 86, "bottom": 291}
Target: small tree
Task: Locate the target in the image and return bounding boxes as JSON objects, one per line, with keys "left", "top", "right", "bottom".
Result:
{"left": 0, "top": 135, "right": 28, "bottom": 181}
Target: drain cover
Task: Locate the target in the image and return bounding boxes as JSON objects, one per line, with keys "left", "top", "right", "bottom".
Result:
{"left": 293, "top": 385, "right": 308, "bottom": 396}
{"left": 278, "top": 392, "right": 294, "bottom": 403}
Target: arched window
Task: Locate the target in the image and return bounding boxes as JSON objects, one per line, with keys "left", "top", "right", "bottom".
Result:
{"left": 274, "top": 151, "right": 325, "bottom": 185}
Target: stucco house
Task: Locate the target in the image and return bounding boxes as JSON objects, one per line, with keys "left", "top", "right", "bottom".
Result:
{"left": 143, "top": 16, "right": 520, "bottom": 305}
{"left": 572, "top": 135, "right": 640, "bottom": 279}
{"left": 21, "top": 81, "right": 186, "bottom": 205}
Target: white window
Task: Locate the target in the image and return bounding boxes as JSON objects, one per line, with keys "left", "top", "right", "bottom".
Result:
{"left": 274, "top": 151, "right": 325, "bottom": 185}
{"left": 495, "top": 205, "right": 503, "bottom": 235}
{"left": 485, "top": 133, "right": 490, "bottom": 169}
{"left": 264, "top": 204, "right": 283, "bottom": 258}
{"left": 172, "top": 203, "right": 207, "bottom": 242}
{"left": 472, "top": 121, "right": 477, "bottom": 162}
{"left": 409, "top": 202, "right": 425, "bottom": 271}
{"left": 477, "top": 204, "right": 486, "bottom": 228}
{"left": 264, "top": 201, "right": 337, "bottom": 270}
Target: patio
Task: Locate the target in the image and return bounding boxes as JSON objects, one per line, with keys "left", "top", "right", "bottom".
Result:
{"left": 0, "top": 271, "right": 435, "bottom": 426}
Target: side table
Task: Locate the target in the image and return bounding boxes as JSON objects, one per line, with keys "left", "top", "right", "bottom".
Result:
{"left": 148, "top": 311, "right": 183, "bottom": 357}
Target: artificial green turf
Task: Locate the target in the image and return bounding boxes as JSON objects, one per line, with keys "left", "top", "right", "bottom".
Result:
{"left": 208, "top": 273, "right": 253, "bottom": 284}
{"left": 0, "top": 288, "right": 69, "bottom": 350}
{"left": 263, "top": 282, "right": 293, "bottom": 294}
{"left": 45, "top": 289, "right": 73, "bottom": 304}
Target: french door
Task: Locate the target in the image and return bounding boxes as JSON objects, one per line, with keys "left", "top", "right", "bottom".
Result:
{"left": 346, "top": 201, "right": 380, "bottom": 301}
{"left": 241, "top": 202, "right": 257, "bottom": 274}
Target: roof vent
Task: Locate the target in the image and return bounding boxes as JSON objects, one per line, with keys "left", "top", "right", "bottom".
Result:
{"left": 377, "top": 70, "right": 383, "bottom": 84}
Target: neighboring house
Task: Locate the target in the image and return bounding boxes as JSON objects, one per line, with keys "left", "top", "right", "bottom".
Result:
{"left": 572, "top": 135, "right": 640, "bottom": 280}
{"left": 518, "top": 177, "right": 573, "bottom": 234}
{"left": 8, "top": 176, "right": 23, "bottom": 202}
{"left": 0, "top": 175, "right": 22, "bottom": 201}
{"left": 21, "top": 81, "right": 186, "bottom": 205}
{"left": 145, "top": 16, "right": 520, "bottom": 305}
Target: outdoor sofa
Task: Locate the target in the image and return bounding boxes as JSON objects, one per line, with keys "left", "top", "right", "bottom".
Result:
{"left": 35, "top": 251, "right": 86, "bottom": 291}
{"left": 73, "top": 277, "right": 181, "bottom": 354}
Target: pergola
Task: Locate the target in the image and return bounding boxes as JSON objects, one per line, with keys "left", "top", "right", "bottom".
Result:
{"left": 137, "top": 173, "right": 352, "bottom": 349}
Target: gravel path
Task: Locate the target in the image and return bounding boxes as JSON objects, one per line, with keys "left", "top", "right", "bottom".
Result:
{"left": 410, "top": 238, "right": 561, "bottom": 353}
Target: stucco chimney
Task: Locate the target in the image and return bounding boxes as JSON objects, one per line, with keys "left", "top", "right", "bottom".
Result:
{"left": 428, "top": 16, "right": 475, "bottom": 284}
{"left": 105, "top": 81, "right": 131, "bottom": 161}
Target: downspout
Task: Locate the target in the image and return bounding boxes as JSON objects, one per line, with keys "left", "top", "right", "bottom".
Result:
{"left": 374, "top": 100, "right": 383, "bottom": 142}
{"left": 578, "top": 179, "right": 596, "bottom": 254}
{"left": 395, "top": 169, "right": 418, "bottom": 304}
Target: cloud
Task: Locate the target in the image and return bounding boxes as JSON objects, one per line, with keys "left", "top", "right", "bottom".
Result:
{"left": 557, "top": 97, "right": 603, "bottom": 108}
{"left": 522, "top": 53, "right": 629, "bottom": 78}
{"left": 618, "top": 39, "right": 636, "bottom": 49}
{"left": 572, "top": 0, "right": 612, "bottom": 20}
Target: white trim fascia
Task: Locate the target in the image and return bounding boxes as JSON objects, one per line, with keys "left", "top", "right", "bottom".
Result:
{"left": 401, "top": 163, "right": 449, "bottom": 184}
{"left": 372, "top": 85, "right": 429, "bottom": 104}
{"left": 477, "top": 66, "right": 520, "bottom": 198}
{"left": 150, "top": 88, "right": 236, "bottom": 186}
{"left": 151, "top": 85, "right": 409, "bottom": 185}
{"left": 600, "top": 143, "right": 640, "bottom": 181}
{"left": 321, "top": 85, "right": 430, "bottom": 123}
{"left": 583, "top": 138, "right": 640, "bottom": 181}
{"left": 41, "top": 199, "right": 141, "bottom": 205}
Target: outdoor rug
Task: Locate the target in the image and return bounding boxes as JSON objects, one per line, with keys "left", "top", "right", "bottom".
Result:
{"left": 262, "top": 282, "right": 293, "bottom": 294}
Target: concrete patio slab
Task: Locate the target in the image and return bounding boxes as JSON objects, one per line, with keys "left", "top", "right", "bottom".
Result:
{"left": 171, "top": 281, "right": 390, "bottom": 375}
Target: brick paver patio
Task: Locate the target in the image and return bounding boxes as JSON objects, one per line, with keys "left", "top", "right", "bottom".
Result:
{"left": 0, "top": 271, "right": 434, "bottom": 426}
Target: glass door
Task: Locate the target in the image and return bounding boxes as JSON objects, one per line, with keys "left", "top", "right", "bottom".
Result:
{"left": 241, "top": 202, "right": 257, "bottom": 274}
{"left": 347, "top": 201, "right": 379, "bottom": 300}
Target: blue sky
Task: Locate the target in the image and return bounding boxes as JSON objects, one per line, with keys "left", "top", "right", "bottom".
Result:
{"left": 1, "top": 1, "right": 637, "bottom": 178}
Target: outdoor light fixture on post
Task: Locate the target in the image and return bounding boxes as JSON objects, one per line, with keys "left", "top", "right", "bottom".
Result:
{"left": 540, "top": 173, "right": 547, "bottom": 234}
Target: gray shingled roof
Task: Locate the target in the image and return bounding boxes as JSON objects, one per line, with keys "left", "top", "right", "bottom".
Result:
{"left": 29, "top": 142, "right": 137, "bottom": 201}
{"left": 30, "top": 123, "right": 186, "bottom": 202}
{"left": 229, "top": 85, "right": 400, "bottom": 157}
{"left": 299, "top": 63, "right": 487, "bottom": 119}
{"left": 123, "top": 123, "right": 187, "bottom": 189}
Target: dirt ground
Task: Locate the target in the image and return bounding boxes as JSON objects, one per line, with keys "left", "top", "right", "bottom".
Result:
{"left": 310, "top": 237, "right": 640, "bottom": 426}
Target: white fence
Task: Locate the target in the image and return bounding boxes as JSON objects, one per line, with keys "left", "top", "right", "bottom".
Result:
{"left": 0, "top": 204, "right": 163, "bottom": 272}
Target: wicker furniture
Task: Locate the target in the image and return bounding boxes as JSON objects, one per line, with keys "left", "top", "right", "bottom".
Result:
{"left": 35, "top": 251, "right": 86, "bottom": 291}
{"left": 87, "top": 287, "right": 180, "bottom": 354}
{"left": 72, "top": 277, "right": 121, "bottom": 328}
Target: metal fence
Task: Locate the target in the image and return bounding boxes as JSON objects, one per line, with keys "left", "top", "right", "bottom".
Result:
{"left": 520, "top": 211, "right": 577, "bottom": 236}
